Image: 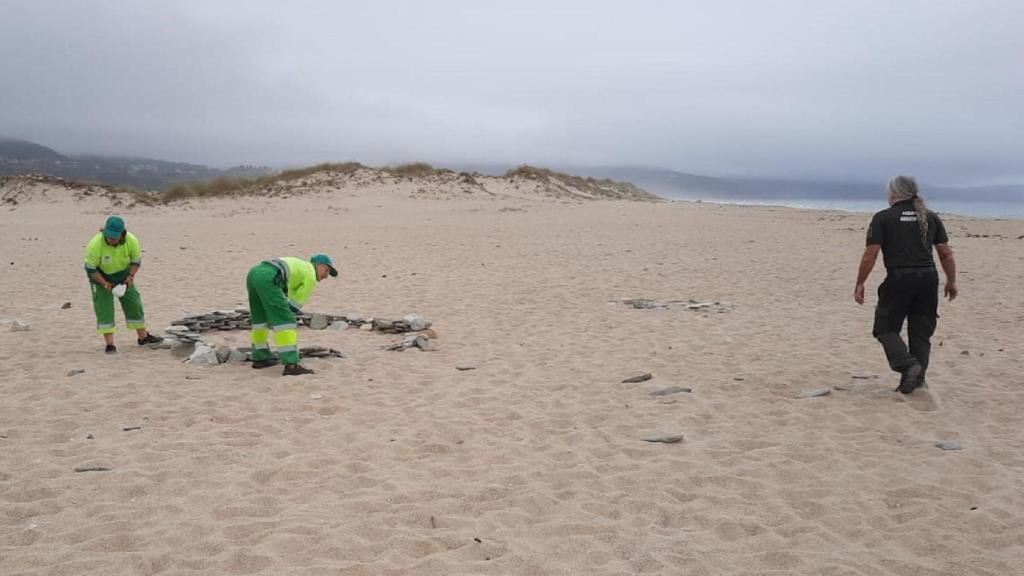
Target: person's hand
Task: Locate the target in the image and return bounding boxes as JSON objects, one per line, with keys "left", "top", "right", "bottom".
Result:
{"left": 124, "top": 275, "right": 134, "bottom": 288}
{"left": 102, "top": 281, "right": 113, "bottom": 291}
{"left": 944, "top": 282, "right": 958, "bottom": 301}
{"left": 854, "top": 283, "right": 865, "bottom": 305}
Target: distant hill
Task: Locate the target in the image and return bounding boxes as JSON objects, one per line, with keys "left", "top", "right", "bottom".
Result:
{"left": 563, "top": 166, "right": 1024, "bottom": 204}
{"left": 0, "top": 137, "right": 270, "bottom": 190}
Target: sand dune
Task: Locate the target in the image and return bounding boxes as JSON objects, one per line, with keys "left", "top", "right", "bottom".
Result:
{"left": 2, "top": 178, "right": 1022, "bottom": 575}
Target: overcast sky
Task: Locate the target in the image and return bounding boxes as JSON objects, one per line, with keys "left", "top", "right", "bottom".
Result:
{"left": 1, "top": 0, "right": 1021, "bottom": 185}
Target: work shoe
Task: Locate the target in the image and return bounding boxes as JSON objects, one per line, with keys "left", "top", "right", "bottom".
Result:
{"left": 896, "top": 363, "right": 923, "bottom": 394}
{"left": 252, "top": 358, "right": 280, "bottom": 369}
{"left": 138, "top": 334, "right": 165, "bottom": 346}
{"left": 282, "top": 364, "right": 315, "bottom": 376}
{"left": 105, "top": 344, "right": 117, "bottom": 354}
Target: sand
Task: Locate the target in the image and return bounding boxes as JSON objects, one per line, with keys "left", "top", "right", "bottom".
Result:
{"left": 2, "top": 180, "right": 1023, "bottom": 575}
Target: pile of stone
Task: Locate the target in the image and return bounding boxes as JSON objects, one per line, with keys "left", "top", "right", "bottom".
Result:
{"left": 384, "top": 334, "right": 433, "bottom": 352}
{"left": 169, "top": 310, "right": 433, "bottom": 334}
{"left": 170, "top": 309, "right": 252, "bottom": 332}
{"left": 614, "top": 298, "right": 737, "bottom": 313}
{"left": 183, "top": 343, "right": 345, "bottom": 366}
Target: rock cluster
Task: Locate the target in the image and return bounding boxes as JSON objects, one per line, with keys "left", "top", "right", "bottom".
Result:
{"left": 384, "top": 334, "right": 432, "bottom": 352}
{"left": 169, "top": 309, "right": 433, "bottom": 333}
{"left": 614, "top": 298, "right": 737, "bottom": 313}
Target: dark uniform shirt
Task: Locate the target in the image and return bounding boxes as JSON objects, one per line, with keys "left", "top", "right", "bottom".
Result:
{"left": 866, "top": 200, "right": 949, "bottom": 269}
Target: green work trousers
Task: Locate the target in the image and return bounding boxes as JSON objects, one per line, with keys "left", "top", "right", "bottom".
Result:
{"left": 246, "top": 262, "right": 300, "bottom": 364}
{"left": 91, "top": 281, "right": 146, "bottom": 334}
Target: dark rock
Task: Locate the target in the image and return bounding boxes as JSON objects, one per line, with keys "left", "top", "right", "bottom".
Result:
{"left": 61, "top": 302, "right": 72, "bottom": 309}
{"left": 642, "top": 433, "right": 684, "bottom": 444}
{"left": 622, "top": 373, "right": 653, "bottom": 383}
{"left": 67, "top": 369, "right": 86, "bottom": 377}
{"left": 650, "top": 386, "right": 691, "bottom": 396}
{"left": 935, "top": 441, "right": 962, "bottom": 451}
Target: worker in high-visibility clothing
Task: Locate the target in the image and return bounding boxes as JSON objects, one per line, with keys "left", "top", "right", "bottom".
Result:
{"left": 84, "top": 215, "right": 164, "bottom": 354}
{"left": 246, "top": 254, "right": 338, "bottom": 376}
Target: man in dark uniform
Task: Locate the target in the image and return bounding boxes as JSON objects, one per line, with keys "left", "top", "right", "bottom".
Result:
{"left": 854, "top": 176, "right": 958, "bottom": 393}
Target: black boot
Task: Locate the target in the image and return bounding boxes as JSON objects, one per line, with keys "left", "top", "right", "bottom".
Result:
{"left": 105, "top": 344, "right": 117, "bottom": 354}
{"left": 252, "top": 358, "right": 280, "bottom": 369}
{"left": 896, "top": 362, "right": 923, "bottom": 394}
{"left": 283, "top": 364, "right": 315, "bottom": 376}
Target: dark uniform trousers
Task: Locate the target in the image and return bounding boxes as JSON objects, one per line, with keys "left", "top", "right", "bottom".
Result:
{"left": 873, "top": 266, "right": 939, "bottom": 374}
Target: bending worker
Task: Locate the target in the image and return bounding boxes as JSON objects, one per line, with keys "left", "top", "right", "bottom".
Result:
{"left": 854, "top": 176, "right": 958, "bottom": 394}
{"left": 84, "top": 215, "right": 164, "bottom": 354}
{"left": 246, "top": 254, "right": 338, "bottom": 376}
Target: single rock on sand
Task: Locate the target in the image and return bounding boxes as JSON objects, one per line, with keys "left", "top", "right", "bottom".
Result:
{"left": 61, "top": 302, "right": 72, "bottom": 309}
{"left": 310, "top": 313, "right": 330, "bottom": 330}
{"left": 935, "top": 441, "right": 963, "bottom": 451}
{"left": 796, "top": 388, "right": 831, "bottom": 398}
{"left": 185, "top": 343, "right": 220, "bottom": 365}
{"left": 642, "top": 433, "right": 684, "bottom": 444}
{"left": 650, "top": 386, "right": 691, "bottom": 396}
{"left": 455, "top": 365, "right": 476, "bottom": 371}
{"left": 67, "top": 369, "right": 86, "bottom": 377}
{"left": 622, "top": 373, "right": 653, "bottom": 383}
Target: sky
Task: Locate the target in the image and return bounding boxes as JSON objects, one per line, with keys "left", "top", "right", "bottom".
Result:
{"left": 1, "top": 0, "right": 1021, "bottom": 185}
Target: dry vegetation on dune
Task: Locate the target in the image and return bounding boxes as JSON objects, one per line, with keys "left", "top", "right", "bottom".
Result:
{"left": 1, "top": 162, "right": 660, "bottom": 206}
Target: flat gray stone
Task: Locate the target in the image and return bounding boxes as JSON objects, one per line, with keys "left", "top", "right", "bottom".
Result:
{"left": 650, "top": 386, "right": 692, "bottom": 396}
{"left": 185, "top": 343, "right": 220, "bottom": 366}
{"left": 622, "top": 373, "right": 653, "bottom": 383}
{"left": 796, "top": 388, "right": 831, "bottom": 398}
{"left": 935, "top": 441, "right": 963, "bottom": 451}
{"left": 310, "top": 313, "right": 330, "bottom": 330}
{"left": 215, "top": 345, "right": 232, "bottom": 364}
{"left": 642, "top": 433, "right": 684, "bottom": 444}
{"left": 326, "top": 321, "right": 349, "bottom": 331}
{"left": 403, "top": 313, "right": 431, "bottom": 331}
{"left": 170, "top": 341, "right": 196, "bottom": 359}
{"left": 227, "top": 349, "right": 249, "bottom": 363}
{"left": 67, "top": 369, "right": 86, "bottom": 377}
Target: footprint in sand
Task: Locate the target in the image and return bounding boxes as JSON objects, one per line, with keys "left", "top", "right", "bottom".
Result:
{"left": 901, "top": 388, "right": 940, "bottom": 412}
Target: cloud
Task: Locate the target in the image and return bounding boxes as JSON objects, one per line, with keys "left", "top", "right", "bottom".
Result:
{"left": 1, "top": 0, "right": 1021, "bottom": 184}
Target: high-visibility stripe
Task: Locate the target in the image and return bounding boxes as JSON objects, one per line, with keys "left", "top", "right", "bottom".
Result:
{"left": 251, "top": 323, "right": 268, "bottom": 330}
{"left": 273, "top": 323, "right": 298, "bottom": 331}
{"left": 276, "top": 345, "right": 298, "bottom": 353}
{"left": 275, "top": 329, "right": 298, "bottom": 347}
{"left": 252, "top": 342, "right": 270, "bottom": 350}
{"left": 97, "top": 322, "right": 115, "bottom": 329}
{"left": 125, "top": 318, "right": 144, "bottom": 325}
{"left": 130, "top": 259, "right": 142, "bottom": 265}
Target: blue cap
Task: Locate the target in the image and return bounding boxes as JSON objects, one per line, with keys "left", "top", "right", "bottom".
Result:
{"left": 103, "top": 216, "right": 126, "bottom": 240}
{"left": 310, "top": 253, "right": 338, "bottom": 277}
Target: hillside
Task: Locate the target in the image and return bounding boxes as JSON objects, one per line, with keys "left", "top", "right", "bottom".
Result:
{"left": 0, "top": 137, "right": 270, "bottom": 190}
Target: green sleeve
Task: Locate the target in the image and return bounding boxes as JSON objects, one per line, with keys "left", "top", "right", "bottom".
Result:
{"left": 84, "top": 234, "right": 102, "bottom": 271}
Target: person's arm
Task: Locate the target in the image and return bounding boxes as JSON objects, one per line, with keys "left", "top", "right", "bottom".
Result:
{"left": 935, "top": 243, "right": 957, "bottom": 300}
{"left": 854, "top": 244, "right": 881, "bottom": 305}
{"left": 84, "top": 234, "right": 111, "bottom": 289}
{"left": 90, "top": 270, "right": 113, "bottom": 290}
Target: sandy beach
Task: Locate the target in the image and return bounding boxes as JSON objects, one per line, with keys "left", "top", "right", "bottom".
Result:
{"left": 2, "top": 176, "right": 1023, "bottom": 575}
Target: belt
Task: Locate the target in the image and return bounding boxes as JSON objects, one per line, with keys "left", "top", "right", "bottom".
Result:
{"left": 888, "top": 265, "right": 936, "bottom": 277}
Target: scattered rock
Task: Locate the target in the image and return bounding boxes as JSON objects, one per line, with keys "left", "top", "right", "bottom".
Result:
{"left": 309, "top": 313, "right": 330, "bottom": 330}
{"left": 1, "top": 319, "right": 30, "bottom": 332}
{"left": 622, "top": 373, "right": 653, "bottom": 383}
{"left": 326, "top": 321, "right": 349, "bottom": 331}
{"left": 310, "top": 393, "right": 323, "bottom": 400}
{"left": 66, "top": 369, "right": 86, "bottom": 377}
{"left": 86, "top": 433, "right": 94, "bottom": 440}
{"left": 615, "top": 298, "right": 737, "bottom": 313}
{"left": 61, "top": 302, "right": 72, "bottom": 309}
{"left": 185, "top": 343, "right": 220, "bottom": 365}
{"left": 122, "top": 426, "right": 142, "bottom": 432}
{"left": 170, "top": 341, "right": 196, "bottom": 359}
{"left": 935, "top": 441, "right": 963, "bottom": 451}
{"left": 74, "top": 466, "right": 111, "bottom": 473}
{"left": 403, "top": 313, "right": 431, "bottom": 331}
{"left": 642, "top": 433, "right": 685, "bottom": 444}
{"left": 215, "top": 345, "right": 232, "bottom": 364}
{"left": 796, "top": 388, "right": 831, "bottom": 398}
{"left": 851, "top": 374, "right": 879, "bottom": 380}
{"left": 360, "top": 323, "right": 374, "bottom": 332}
{"left": 650, "top": 386, "right": 691, "bottom": 396}
{"left": 227, "top": 349, "right": 249, "bottom": 363}
{"left": 960, "top": 350, "right": 970, "bottom": 356}
{"left": 455, "top": 365, "right": 476, "bottom": 371}
{"left": 833, "top": 383, "right": 854, "bottom": 391}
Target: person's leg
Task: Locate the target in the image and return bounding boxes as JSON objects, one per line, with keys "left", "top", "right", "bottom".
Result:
{"left": 908, "top": 272, "right": 939, "bottom": 385}
{"left": 91, "top": 282, "right": 117, "bottom": 352}
{"left": 247, "top": 264, "right": 275, "bottom": 366}
{"left": 119, "top": 284, "right": 161, "bottom": 344}
{"left": 256, "top": 274, "right": 309, "bottom": 374}
{"left": 873, "top": 275, "right": 915, "bottom": 370}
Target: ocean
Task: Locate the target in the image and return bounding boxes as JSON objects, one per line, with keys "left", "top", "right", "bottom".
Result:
{"left": 667, "top": 196, "right": 1024, "bottom": 220}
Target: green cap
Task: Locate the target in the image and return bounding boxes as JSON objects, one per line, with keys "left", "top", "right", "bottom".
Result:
{"left": 103, "top": 216, "right": 126, "bottom": 240}
{"left": 311, "top": 253, "right": 338, "bottom": 277}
